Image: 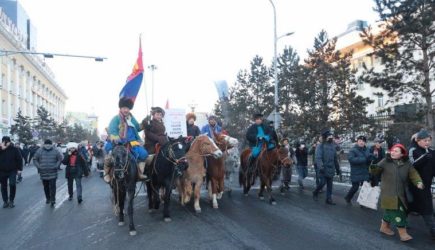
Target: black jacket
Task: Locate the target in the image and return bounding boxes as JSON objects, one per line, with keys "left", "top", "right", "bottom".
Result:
{"left": 295, "top": 147, "right": 308, "bottom": 166}
{"left": 408, "top": 145, "right": 435, "bottom": 215}
{"left": 187, "top": 123, "right": 200, "bottom": 137}
{"left": 246, "top": 123, "right": 274, "bottom": 147}
{"left": 0, "top": 145, "right": 23, "bottom": 172}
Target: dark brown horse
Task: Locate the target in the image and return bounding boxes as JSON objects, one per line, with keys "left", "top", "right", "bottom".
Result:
{"left": 239, "top": 144, "right": 288, "bottom": 205}
{"left": 206, "top": 133, "right": 238, "bottom": 209}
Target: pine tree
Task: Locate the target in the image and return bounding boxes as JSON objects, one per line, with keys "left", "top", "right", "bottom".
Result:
{"left": 360, "top": 0, "right": 435, "bottom": 136}
{"left": 10, "top": 109, "right": 33, "bottom": 145}
{"left": 33, "top": 106, "right": 56, "bottom": 141}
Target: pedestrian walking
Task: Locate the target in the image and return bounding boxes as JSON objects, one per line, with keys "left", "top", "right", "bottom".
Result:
{"left": 309, "top": 138, "right": 322, "bottom": 189}
{"left": 33, "top": 139, "right": 63, "bottom": 207}
{"left": 21, "top": 144, "right": 30, "bottom": 166}
{"left": 370, "top": 143, "right": 424, "bottom": 242}
{"left": 279, "top": 138, "right": 294, "bottom": 191}
{"left": 344, "top": 135, "right": 373, "bottom": 204}
{"left": 369, "top": 137, "right": 385, "bottom": 186}
{"left": 62, "top": 143, "right": 89, "bottom": 204}
{"left": 28, "top": 144, "right": 39, "bottom": 163}
{"left": 312, "top": 129, "right": 342, "bottom": 205}
{"left": 0, "top": 136, "right": 23, "bottom": 208}
{"left": 15, "top": 143, "right": 24, "bottom": 183}
{"left": 408, "top": 130, "right": 435, "bottom": 240}
{"left": 295, "top": 141, "right": 308, "bottom": 189}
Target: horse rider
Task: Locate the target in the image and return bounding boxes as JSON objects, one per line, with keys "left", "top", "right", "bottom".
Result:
{"left": 104, "top": 97, "right": 149, "bottom": 183}
{"left": 268, "top": 120, "right": 280, "bottom": 145}
{"left": 186, "top": 112, "right": 201, "bottom": 138}
{"left": 201, "top": 115, "right": 222, "bottom": 138}
{"left": 246, "top": 113, "right": 277, "bottom": 169}
{"left": 143, "top": 107, "right": 169, "bottom": 155}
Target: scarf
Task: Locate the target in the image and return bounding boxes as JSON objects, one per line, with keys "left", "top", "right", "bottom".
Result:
{"left": 119, "top": 111, "right": 129, "bottom": 139}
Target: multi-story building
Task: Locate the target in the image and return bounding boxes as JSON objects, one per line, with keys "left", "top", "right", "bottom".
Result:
{"left": 65, "top": 112, "right": 98, "bottom": 133}
{"left": 0, "top": 2, "right": 67, "bottom": 137}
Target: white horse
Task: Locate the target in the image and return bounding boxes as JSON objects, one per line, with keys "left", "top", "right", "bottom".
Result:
{"left": 224, "top": 146, "right": 240, "bottom": 193}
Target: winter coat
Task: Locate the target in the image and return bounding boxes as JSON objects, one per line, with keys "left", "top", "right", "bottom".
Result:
{"left": 295, "top": 147, "right": 308, "bottom": 166}
{"left": 370, "top": 155, "right": 422, "bottom": 210}
{"left": 0, "top": 145, "right": 23, "bottom": 172}
{"left": 62, "top": 151, "right": 89, "bottom": 179}
{"left": 246, "top": 124, "right": 274, "bottom": 147}
{"left": 348, "top": 145, "right": 373, "bottom": 183}
{"left": 369, "top": 145, "right": 385, "bottom": 164}
{"left": 315, "top": 142, "right": 341, "bottom": 178}
{"left": 201, "top": 124, "right": 222, "bottom": 138}
{"left": 408, "top": 145, "right": 435, "bottom": 215}
{"left": 33, "top": 145, "right": 63, "bottom": 180}
{"left": 21, "top": 146, "right": 29, "bottom": 159}
{"left": 187, "top": 123, "right": 200, "bottom": 137}
{"left": 144, "top": 119, "right": 168, "bottom": 154}
{"left": 108, "top": 114, "right": 142, "bottom": 142}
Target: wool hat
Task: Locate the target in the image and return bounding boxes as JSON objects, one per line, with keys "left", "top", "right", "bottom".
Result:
{"left": 356, "top": 135, "right": 367, "bottom": 142}
{"left": 118, "top": 98, "right": 134, "bottom": 109}
{"left": 151, "top": 107, "right": 165, "bottom": 117}
{"left": 391, "top": 143, "right": 408, "bottom": 157}
{"left": 321, "top": 129, "right": 333, "bottom": 138}
{"left": 416, "top": 130, "right": 431, "bottom": 140}
{"left": 374, "top": 137, "right": 383, "bottom": 143}
{"left": 208, "top": 115, "right": 217, "bottom": 121}
{"left": 44, "top": 139, "right": 53, "bottom": 145}
{"left": 1, "top": 136, "right": 11, "bottom": 143}
{"left": 253, "top": 113, "right": 263, "bottom": 120}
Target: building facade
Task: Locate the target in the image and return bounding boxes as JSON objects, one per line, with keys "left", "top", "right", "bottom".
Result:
{"left": 0, "top": 3, "right": 67, "bottom": 138}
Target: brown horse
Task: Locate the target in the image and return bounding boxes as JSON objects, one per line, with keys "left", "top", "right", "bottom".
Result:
{"left": 177, "top": 135, "right": 222, "bottom": 213}
{"left": 239, "top": 144, "right": 289, "bottom": 205}
{"left": 206, "top": 133, "right": 238, "bottom": 209}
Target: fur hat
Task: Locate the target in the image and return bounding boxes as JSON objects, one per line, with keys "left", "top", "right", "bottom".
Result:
{"left": 416, "top": 130, "right": 431, "bottom": 140}
{"left": 118, "top": 98, "right": 134, "bottom": 109}
{"left": 1, "top": 136, "right": 11, "bottom": 143}
{"left": 186, "top": 112, "right": 196, "bottom": 121}
{"left": 151, "top": 107, "right": 165, "bottom": 117}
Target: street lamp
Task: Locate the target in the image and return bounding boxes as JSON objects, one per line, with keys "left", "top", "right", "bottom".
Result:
{"left": 188, "top": 100, "right": 198, "bottom": 113}
{"left": 148, "top": 64, "right": 157, "bottom": 107}
{"left": 0, "top": 49, "right": 107, "bottom": 62}
{"left": 268, "top": 0, "right": 294, "bottom": 130}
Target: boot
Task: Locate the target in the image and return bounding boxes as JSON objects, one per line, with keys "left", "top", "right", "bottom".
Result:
{"left": 379, "top": 220, "right": 395, "bottom": 236}
{"left": 8, "top": 201, "right": 14, "bottom": 208}
{"left": 325, "top": 199, "right": 336, "bottom": 205}
{"left": 397, "top": 227, "right": 413, "bottom": 242}
{"left": 137, "top": 162, "right": 149, "bottom": 181}
{"left": 3, "top": 202, "right": 9, "bottom": 208}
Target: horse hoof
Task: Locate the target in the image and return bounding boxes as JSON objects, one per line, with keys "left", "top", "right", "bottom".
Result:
{"left": 259, "top": 196, "right": 265, "bottom": 200}
{"left": 129, "top": 230, "right": 137, "bottom": 236}
{"left": 118, "top": 222, "right": 125, "bottom": 226}
{"left": 213, "top": 204, "right": 219, "bottom": 209}
{"left": 271, "top": 201, "right": 277, "bottom": 205}
{"left": 164, "top": 217, "right": 172, "bottom": 222}
{"left": 195, "top": 208, "right": 202, "bottom": 213}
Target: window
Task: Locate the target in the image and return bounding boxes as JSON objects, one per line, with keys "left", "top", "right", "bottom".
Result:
{"left": 377, "top": 95, "right": 384, "bottom": 107}
{"left": 2, "top": 100, "right": 5, "bottom": 116}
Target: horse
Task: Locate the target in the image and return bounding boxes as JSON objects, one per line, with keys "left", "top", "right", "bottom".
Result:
{"left": 108, "top": 144, "right": 138, "bottom": 236}
{"left": 206, "top": 133, "right": 238, "bottom": 209}
{"left": 177, "top": 135, "right": 223, "bottom": 213}
{"left": 146, "top": 136, "right": 188, "bottom": 222}
{"left": 239, "top": 143, "right": 286, "bottom": 205}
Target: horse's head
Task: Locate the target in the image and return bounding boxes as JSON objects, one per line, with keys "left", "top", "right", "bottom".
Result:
{"left": 111, "top": 145, "right": 130, "bottom": 179}
{"left": 191, "top": 135, "right": 223, "bottom": 158}
{"left": 213, "top": 132, "right": 238, "bottom": 152}
{"left": 165, "top": 136, "right": 189, "bottom": 164}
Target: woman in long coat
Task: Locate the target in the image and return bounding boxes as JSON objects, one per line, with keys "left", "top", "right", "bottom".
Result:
{"left": 370, "top": 144, "right": 423, "bottom": 242}
{"left": 408, "top": 130, "right": 435, "bottom": 239}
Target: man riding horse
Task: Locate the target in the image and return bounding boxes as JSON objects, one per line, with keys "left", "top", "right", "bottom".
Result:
{"left": 201, "top": 115, "right": 222, "bottom": 138}
{"left": 246, "top": 113, "right": 277, "bottom": 169}
{"left": 104, "top": 97, "right": 149, "bottom": 183}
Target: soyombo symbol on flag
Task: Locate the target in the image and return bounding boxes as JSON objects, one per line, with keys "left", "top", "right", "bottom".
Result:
{"left": 119, "top": 39, "right": 143, "bottom": 108}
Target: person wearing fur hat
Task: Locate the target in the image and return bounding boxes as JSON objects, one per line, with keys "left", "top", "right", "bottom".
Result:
{"left": 313, "top": 129, "right": 342, "bottom": 205}
{"left": 201, "top": 115, "right": 222, "bottom": 138}
{"left": 0, "top": 136, "right": 23, "bottom": 208}
{"left": 245, "top": 113, "right": 276, "bottom": 169}
{"left": 408, "top": 130, "right": 435, "bottom": 239}
{"left": 186, "top": 112, "right": 200, "bottom": 138}
{"left": 344, "top": 135, "right": 374, "bottom": 204}
{"left": 105, "top": 97, "right": 149, "bottom": 183}
{"left": 143, "top": 107, "right": 169, "bottom": 154}
{"left": 370, "top": 144, "right": 423, "bottom": 242}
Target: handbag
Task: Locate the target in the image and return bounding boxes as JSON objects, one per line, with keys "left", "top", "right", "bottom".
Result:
{"left": 357, "top": 181, "right": 380, "bottom": 210}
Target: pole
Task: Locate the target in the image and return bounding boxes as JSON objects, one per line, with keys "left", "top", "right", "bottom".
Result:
{"left": 269, "top": 0, "right": 278, "bottom": 130}
{"left": 148, "top": 65, "right": 157, "bottom": 107}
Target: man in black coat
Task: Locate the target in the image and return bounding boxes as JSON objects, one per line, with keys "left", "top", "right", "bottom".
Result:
{"left": 408, "top": 130, "right": 435, "bottom": 239}
{"left": 245, "top": 114, "right": 276, "bottom": 168}
{"left": 0, "top": 136, "right": 23, "bottom": 208}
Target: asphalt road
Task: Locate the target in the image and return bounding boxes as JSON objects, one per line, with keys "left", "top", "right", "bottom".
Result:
{"left": 0, "top": 164, "right": 434, "bottom": 250}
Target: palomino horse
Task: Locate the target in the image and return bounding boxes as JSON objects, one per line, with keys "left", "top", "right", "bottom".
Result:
{"left": 108, "top": 144, "right": 138, "bottom": 235}
{"left": 177, "top": 135, "right": 222, "bottom": 213}
{"left": 146, "top": 136, "right": 188, "bottom": 222}
{"left": 239, "top": 143, "right": 287, "bottom": 205}
{"left": 206, "top": 133, "right": 238, "bottom": 209}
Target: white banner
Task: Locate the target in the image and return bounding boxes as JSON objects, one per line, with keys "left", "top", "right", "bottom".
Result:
{"left": 164, "top": 109, "right": 187, "bottom": 138}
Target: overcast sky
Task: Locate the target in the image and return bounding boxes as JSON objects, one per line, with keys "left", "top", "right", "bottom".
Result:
{"left": 19, "top": 0, "right": 378, "bottom": 133}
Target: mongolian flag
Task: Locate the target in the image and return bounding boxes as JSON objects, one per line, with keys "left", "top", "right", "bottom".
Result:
{"left": 119, "top": 39, "right": 144, "bottom": 106}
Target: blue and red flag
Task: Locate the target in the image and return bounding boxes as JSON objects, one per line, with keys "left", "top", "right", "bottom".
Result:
{"left": 119, "top": 39, "right": 144, "bottom": 104}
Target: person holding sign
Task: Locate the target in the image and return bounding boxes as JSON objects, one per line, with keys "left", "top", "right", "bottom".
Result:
{"left": 143, "top": 107, "right": 169, "bottom": 154}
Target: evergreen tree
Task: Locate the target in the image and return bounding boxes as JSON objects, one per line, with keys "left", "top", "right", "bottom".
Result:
{"left": 33, "top": 106, "right": 56, "bottom": 141}
{"left": 10, "top": 109, "right": 33, "bottom": 145}
{"left": 360, "top": 0, "right": 435, "bottom": 136}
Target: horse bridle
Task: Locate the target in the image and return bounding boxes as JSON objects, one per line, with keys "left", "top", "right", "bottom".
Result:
{"left": 160, "top": 141, "right": 186, "bottom": 166}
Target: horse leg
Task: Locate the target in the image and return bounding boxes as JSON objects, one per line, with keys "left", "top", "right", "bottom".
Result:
{"left": 146, "top": 182, "right": 154, "bottom": 213}
{"left": 118, "top": 186, "right": 126, "bottom": 226}
{"left": 267, "top": 176, "right": 276, "bottom": 205}
{"left": 211, "top": 178, "right": 218, "bottom": 209}
{"left": 258, "top": 178, "right": 265, "bottom": 200}
{"left": 217, "top": 173, "right": 225, "bottom": 200}
{"left": 127, "top": 185, "right": 136, "bottom": 235}
{"left": 163, "top": 180, "right": 172, "bottom": 222}
{"left": 194, "top": 178, "right": 202, "bottom": 213}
